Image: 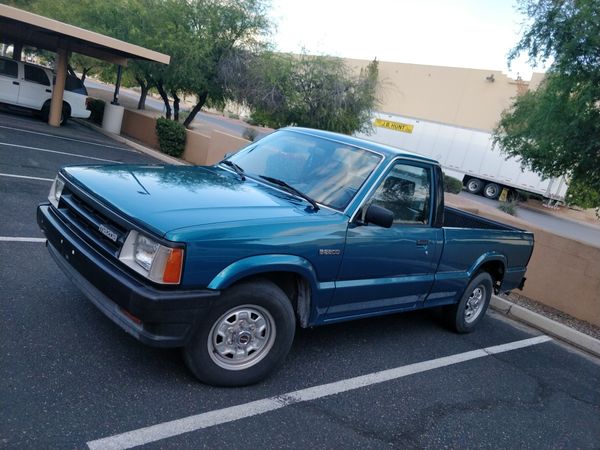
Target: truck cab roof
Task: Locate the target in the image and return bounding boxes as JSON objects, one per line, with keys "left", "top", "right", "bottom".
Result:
{"left": 283, "top": 127, "right": 440, "bottom": 165}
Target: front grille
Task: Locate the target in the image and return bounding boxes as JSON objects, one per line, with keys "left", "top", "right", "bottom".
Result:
{"left": 58, "top": 189, "right": 128, "bottom": 257}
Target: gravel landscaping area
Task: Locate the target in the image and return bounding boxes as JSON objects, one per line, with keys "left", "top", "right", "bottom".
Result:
{"left": 503, "top": 292, "right": 600, "bottom": 341}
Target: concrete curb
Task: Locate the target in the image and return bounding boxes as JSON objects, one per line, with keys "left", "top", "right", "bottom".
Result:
{"left": 491, "top": 295, "right": 600, "bottom": 358}
{"left": 73, "top": 119, "right": 189, "bottom": 166}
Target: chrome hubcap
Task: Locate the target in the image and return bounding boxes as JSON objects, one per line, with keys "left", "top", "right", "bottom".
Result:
{"left": 208, "top": 305, "right": 276, "bottom": 370}
{"left": 464, "top": 285, "right": 486, "bottom": 324}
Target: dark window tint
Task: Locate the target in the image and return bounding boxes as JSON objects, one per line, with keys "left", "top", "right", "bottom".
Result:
{"left": 370, "top": 163, "right": 432, "bottom": 225}
{"left": 24, "top": 65, "right": 50, "bottom": 86}
{"left": 0, "top": 59, "right": 18, "bottom": 78}
{"left": 65, "top": 75, "right": 87, "bottom": 95}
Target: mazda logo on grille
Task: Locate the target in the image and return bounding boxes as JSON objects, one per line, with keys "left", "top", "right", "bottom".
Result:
{"left": 98, "top": 224, "right": 118, "bottom": 243}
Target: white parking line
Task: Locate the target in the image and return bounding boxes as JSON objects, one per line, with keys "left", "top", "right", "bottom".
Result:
{"left": 0, "top": 142, "right": 119, "bottom": 163}
{"left": 87, "top": 335, "right": 552, "bottom": 450}
{"left": 0, "top": 236, "right": 46, "bottom": 242}
{"left": 0, "top": 124, "right": 132, "bottom": 151}
{"left": 0, "top": 173, "right": 53, "bottom": 182}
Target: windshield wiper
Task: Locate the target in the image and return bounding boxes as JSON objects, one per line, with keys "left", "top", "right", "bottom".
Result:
{"left": 220, "top": 160, "right": 245, "bottom": 181}
{"left": 259, "top": 176, "right": 320, "bottom": 211}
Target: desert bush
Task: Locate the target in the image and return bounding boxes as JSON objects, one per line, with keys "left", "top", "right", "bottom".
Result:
{"left": 443, "top": 174, "right": 463, "bottom": 194}
{"left": 87, "top": 98, "right": 105, "bottom": 125}
{"left": 156, "top": 117, "right": 186, "bottom": 157}
{"left": 242, "top": 127, "right": 258, "bottom": 142}
{"left": 498, "top": 200, "right": 519, "bottom": 216}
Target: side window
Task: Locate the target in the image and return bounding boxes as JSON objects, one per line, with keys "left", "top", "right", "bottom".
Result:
{"left": 24, "top": 65, "right": 50, "bottom": 86}
{"left": 0, "top": 60, "right": 18, "bottom": 78}
{"left": 369, "top": 162, "right": 432, "bottom": 225}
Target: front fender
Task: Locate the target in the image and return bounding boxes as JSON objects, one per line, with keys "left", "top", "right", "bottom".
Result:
{"left": 207, "top": 254, "right": 322, "bottom": 291}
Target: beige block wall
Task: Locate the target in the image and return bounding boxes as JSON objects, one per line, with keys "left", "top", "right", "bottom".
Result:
{"left": 121, "top": 109, "right": 160, "bottom": 149}
{"left": 182, "top": 130, "right": 211, "bottom": 165}
{"left": 346, "top": 58, "right": 542, "bottom": 132}
{"left": 446, "top": 196, "right": 600, "bottom": 327}
{"left": 521, "top": 229, "right": 600, "bottom": 327}
{"left": 182, "top": 129, "right": 250, "bottom": 166}
{"left": 206, "top": 130, "right": 251, "bottom": 164}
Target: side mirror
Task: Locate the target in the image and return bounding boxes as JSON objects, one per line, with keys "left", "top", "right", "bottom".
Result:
{"left": 364, "top": 204, "right": 394, "bottom": 228}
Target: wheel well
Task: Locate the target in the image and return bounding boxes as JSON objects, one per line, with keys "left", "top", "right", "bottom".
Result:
{"left": 41, "top": 100, "right": 71, "bottom": 116}
{"left": 478, "top": 261, "right": 504, "bottom": 293}
{"left": 228, "top": 272, "right": 311, "bottom": 327}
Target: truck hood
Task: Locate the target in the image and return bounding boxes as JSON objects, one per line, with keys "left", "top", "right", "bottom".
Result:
{"left": 62, "top": 165, "right": 328, "bottom": 237}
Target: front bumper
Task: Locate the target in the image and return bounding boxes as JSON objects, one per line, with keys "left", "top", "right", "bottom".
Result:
{"left": 37, "top": 204, "right": 219, "bottom": 347}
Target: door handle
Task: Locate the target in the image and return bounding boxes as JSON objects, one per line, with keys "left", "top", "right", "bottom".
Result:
{"left": 416, "top": 239, "right": 429, "bottom": 247}
{"left": 46, "top": 89, "right": 52, "bottom": 93}
{"left": 12, "top": 81, "right": 19, "bottom": 85}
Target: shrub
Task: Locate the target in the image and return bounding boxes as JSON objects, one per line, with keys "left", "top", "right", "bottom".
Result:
{"left": 156, "top": 117, "right": 186, "bottom": 157}
{"left": 498, "top": 200, "right": 519, "bottom": 216}
{"left": 242, "top": 127, "right": 258, "bottom": 142}
{"left": 514, "top": 189, "right": 530, "bottom": 202}
{"left": 87, "top": 98, "right": 105, "bottom": 125}
{"left": 443, "top": 174, "right": 463, "bottom": 194}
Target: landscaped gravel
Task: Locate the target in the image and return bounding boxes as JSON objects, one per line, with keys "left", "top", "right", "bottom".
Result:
{"left": 502, "top": 292, "right": 600, "bottom": 341}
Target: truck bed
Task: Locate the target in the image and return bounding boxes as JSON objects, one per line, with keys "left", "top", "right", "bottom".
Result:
{"left": 443, "top": 206, "right": 523, "bottom": 231}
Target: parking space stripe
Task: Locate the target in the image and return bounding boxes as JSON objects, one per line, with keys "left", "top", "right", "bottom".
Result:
{"left": 0, "top": 172, "right": 53, "bottom": 182}
{"left": 0, "top": 124, "right": 132, "bottom": 151}
{"left": 86, "top": 335, "right": 552, "bottom": 450}
{"left": 0, "top": 142, "right": 120, "bottom": 163}
{"left": 0, "top": 237, "right": 46, "bottom": 242}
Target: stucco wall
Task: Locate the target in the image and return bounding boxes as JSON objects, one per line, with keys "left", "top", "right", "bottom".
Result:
{"left": 446, "top": 195, "right": 600, "bottom": 327}
{"left": 121, "top": 109, "right": 160, "bottom": 149}
{"left": 182, "top": 129, "right": 250, "bottom": 166}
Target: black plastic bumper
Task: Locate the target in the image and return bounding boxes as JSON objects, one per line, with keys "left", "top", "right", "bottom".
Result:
{"left": 37, "top": 204, "right": 219, "bottom": 347}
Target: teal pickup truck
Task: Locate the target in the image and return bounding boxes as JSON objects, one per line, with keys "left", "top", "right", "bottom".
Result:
{"left": 37, "top": 128, "right": 533, "bottom": 386}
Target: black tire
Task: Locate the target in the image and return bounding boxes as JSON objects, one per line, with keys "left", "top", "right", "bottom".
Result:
{"left": 483, "top": 182, "right": 501, "bottom": 199}
{"left": 40, "top": 102, "right": 51, "bottom": 122}
{"left": 465, "top": 178, "right": 484, "bottom": 194}
{"left": 184, "top": 279, "right": 296, "bottom": 386}
{"left": 443, "top": 272, "right": 493, "bottom": 333}
{"left": 40, "top": 101, "right": 69, "bottom": 125}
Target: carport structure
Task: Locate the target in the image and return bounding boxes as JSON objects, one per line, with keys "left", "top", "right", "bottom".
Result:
{"left": 0, "top": 4, "right": 170, "bottom": 126}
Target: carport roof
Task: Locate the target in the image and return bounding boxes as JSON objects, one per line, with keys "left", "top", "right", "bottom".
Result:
{"left": 0, "top": 4, "right": 170, "bottom": 66}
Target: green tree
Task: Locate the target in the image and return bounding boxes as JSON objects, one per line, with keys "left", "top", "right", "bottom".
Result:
{"left": 179, "top": 0, "right": 272, "bottom": 127}
{"left": 493, "top": 0, "right": 600, "bottom": 208}
{"left": 221, "top": 51, "right": 379, "bottom": 134}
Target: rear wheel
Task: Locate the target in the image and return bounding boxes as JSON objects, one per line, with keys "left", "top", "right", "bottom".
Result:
{"left": 41, "top": 101, "right": 69, "bottom": 125}
{"left": 466, "top": 178, "right": 484, "bottom": 194}
{"left": 483, "top": 182, "right": 501, "bottom": 199}
{"left": 443, "top": 272, "right": 493, "bottom": 333}
{"left": 184, "top": 279, "right": 296, "bottom": 386}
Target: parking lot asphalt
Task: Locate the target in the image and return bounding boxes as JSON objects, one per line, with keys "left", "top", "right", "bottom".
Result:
{"left": 1, "top": 111, "right": 599, "bottom": 449}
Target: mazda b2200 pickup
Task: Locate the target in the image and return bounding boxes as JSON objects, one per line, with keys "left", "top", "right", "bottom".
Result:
{"left": 37, "top": 127, "right": 533, "bottom": 386}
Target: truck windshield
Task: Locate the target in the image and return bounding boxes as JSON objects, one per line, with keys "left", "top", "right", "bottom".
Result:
{"left": 227, "top": 130, "right": 382, "bottom": 210}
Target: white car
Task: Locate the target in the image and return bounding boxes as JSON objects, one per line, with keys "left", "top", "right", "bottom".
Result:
{"left": 0, "top": 56, "right": 91, "bottom": 125}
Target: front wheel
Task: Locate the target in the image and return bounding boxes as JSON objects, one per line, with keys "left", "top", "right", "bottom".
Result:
{"left": 184, "top": 280, "right": 296, "bottom": 386}
{"left": 443, "top": 272, "right": 493, "bottom": 333}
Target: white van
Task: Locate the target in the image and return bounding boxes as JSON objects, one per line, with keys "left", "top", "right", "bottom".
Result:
{"left": 0, "top": 56, "right": 91, "bottom": 125}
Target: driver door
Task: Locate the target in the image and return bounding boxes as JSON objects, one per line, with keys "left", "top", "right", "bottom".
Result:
{"left": 327, "top": 160, "right": 443, "bottom": 320}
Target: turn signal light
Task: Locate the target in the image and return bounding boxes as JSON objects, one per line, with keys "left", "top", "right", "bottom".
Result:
{"left": 163, "top": 248, "right": 184, "bottom": 284}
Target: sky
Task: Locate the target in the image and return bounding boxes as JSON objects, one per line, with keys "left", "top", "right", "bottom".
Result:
{"left": 269, "top": 0, "right": 543, "bottom": 80}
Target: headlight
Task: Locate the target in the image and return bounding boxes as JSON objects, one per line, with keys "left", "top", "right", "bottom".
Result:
{"left": 48, "top": 176, "right": 65, "bottom": 208}
{"left": 119, "top": 231, "right": 184, "bottom": 284}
